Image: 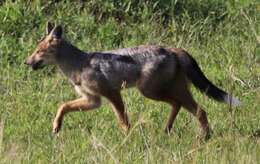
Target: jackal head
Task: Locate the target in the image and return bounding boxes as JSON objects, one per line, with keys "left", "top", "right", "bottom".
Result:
{"left": 25, "top": 22, "right": 63, "bottom": 70}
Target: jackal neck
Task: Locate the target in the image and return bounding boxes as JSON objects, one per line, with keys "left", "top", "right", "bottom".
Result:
{"left": 55, "top": 40, "right": 86, "bottom": 81}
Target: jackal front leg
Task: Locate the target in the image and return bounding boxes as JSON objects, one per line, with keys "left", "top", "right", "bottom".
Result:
{"left": 53, "top": 96, "right": 101, "bottom": 134}
{"left": 105, "top": 91, "right": 130, "bottom": 135}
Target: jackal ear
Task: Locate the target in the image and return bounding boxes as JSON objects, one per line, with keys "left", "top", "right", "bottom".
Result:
{"left": 51, "top": 25, "right": 63, "bottom": 39}
{"left": 46, "top": 22, "right": 54, "bottom": 34}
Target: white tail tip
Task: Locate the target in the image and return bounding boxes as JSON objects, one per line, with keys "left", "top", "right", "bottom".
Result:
{"left": 224, "top": 95, "right": 241, "bottom": 107}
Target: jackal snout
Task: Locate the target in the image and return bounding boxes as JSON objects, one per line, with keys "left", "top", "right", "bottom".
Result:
{"left": 25, "top": 22, "right": 63, "bottom": 70}
{"left": 24, "top": 55, "right": 44, "bottom": 70}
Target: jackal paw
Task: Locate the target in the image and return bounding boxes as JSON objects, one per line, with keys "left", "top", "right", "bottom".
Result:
{"left": 197, "top": 127, "right": 212, "bottom": 141}
{"left": 52, "top": 120, "right": 62, "bottom": 134}
{"left": 164, "top": 125, "right": 173, "bottom": 135}
{"left": 120, "top": 123, "right": 130, "bottom": 136}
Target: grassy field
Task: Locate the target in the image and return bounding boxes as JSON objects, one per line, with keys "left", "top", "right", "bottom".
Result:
{"left": 0, "top": 0, "right": 259, "bottom": 163}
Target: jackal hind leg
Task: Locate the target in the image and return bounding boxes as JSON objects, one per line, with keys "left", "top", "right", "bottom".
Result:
{"left": 137, "top": 89, "right": 182, "bottom": 134}
{"left": 53, "top": 95, "right": 101, "bottom": 134}
{"left": 137, "top": 74, "right": 181, "bottom": 134}
{"left": 165, "top": 101, "right": 181, "bottom": 134}
{"left": 176, "top": 87, "right": 211, "bottom": 140}
{"left": 103, "top": 91, "right": 130, "bottom": 135}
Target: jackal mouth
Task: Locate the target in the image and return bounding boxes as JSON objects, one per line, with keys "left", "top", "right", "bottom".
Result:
{"left": 32, "top": 60, "right": 44, "bottom": 70}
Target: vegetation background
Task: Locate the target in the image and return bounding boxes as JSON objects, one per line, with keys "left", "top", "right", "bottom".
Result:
{"left": 0, "top": 0, "right": 259, "bottom": 163}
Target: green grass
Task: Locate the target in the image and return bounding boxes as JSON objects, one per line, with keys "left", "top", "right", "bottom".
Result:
{"left": 0, "top": 0, "right": 259, "bottom": 163}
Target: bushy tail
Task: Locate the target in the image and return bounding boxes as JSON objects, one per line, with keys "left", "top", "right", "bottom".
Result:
{"left": 176, "top": 50, "right": 240, "bottom": 106}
